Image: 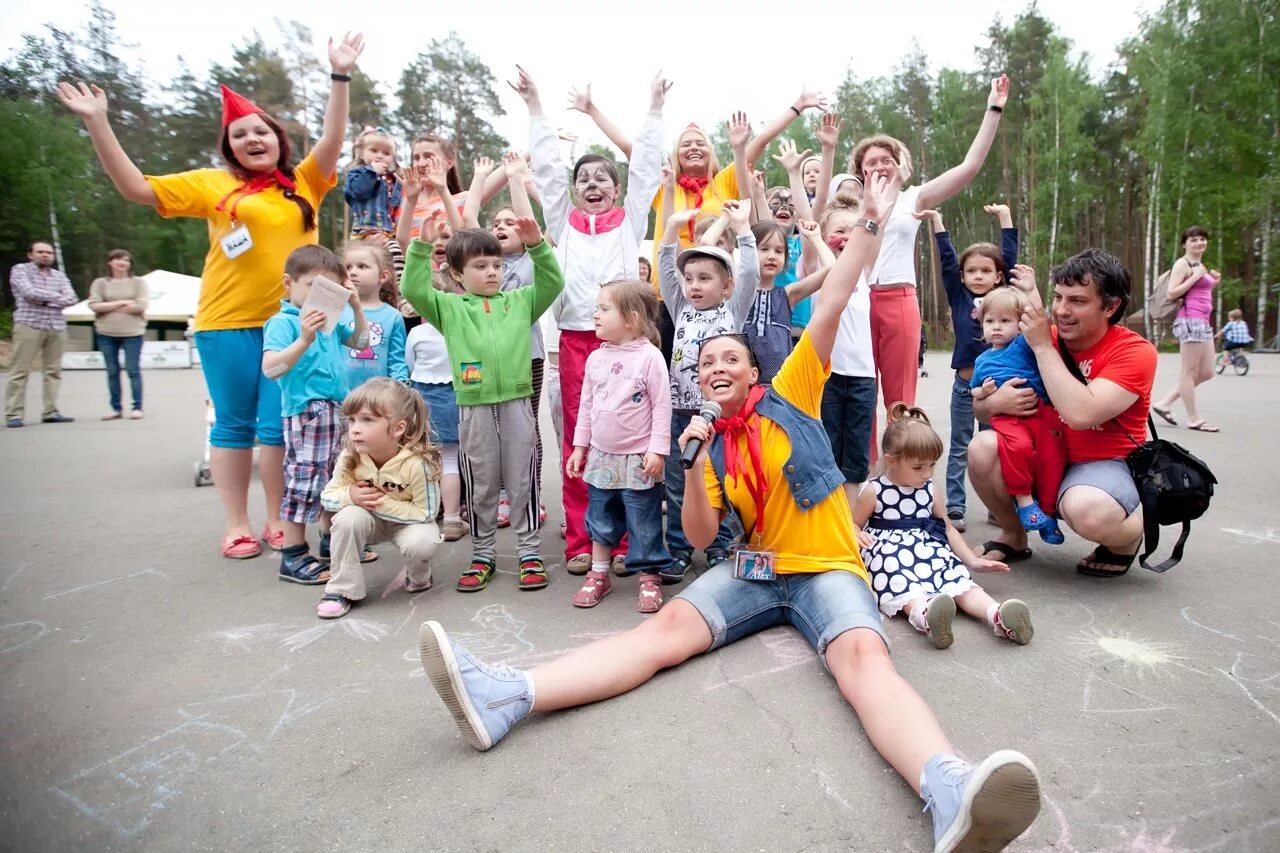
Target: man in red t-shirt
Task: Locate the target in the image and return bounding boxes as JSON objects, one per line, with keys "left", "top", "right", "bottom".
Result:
{"left": 970, "top": 249, "right": 1156, "bottom": 576}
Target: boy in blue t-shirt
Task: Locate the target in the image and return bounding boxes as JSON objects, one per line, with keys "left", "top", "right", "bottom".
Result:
{"left": 262, "top": 245, "right": 368, "bottom": 584}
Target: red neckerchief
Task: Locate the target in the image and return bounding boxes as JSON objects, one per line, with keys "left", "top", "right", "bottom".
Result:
{"left": 713, "top": 385, "right": 769, "bottom": 536}
{"left": 567, "top": 206, "right": 626, "bottom": 236}
{"left": 678, "top": 174, "right": 711, "bottom": 241}
{"left": 215, "top": 169, "right": 297, "bottom": 222}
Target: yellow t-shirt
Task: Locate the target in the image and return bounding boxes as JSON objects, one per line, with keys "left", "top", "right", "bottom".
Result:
{"left": 147, "top": 153, "right": 336, "bottom": 331}
{"left": 703, "top": 333, "right": 868, "bottom": 582}
{"left": 650, "top": 163, "right": 741, "bottom": 298}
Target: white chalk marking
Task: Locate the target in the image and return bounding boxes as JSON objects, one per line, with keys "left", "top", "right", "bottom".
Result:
{"left": 1218, "top": 652, "right": 1280, "bottom": 728}
{"left": 1221, "top": 526, "right": 1280, "bottom": 544}
{"left": 1180, "top": 606, "right": 1244, "bottom": 642}
{"left": 43, "top": 569, "right": 163, "bottom": 600}
{"left": 0, "top": 620, "right": 49, "bottom": 655}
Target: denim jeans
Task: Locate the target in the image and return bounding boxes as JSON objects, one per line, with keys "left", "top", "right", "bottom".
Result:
{"left": 98, "top": 334, "right": 143, "bottom": 413}
{"left": 665, "top": 410, "right": 735, "bottom": 560}
{"left": 946, "top": 371, "right": 989, "bottom": 514}
{"left": 586, "top": 484, "right": 671, "bottom": 574}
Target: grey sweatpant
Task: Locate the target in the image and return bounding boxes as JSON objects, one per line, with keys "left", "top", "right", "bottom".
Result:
{"left": 459, "top": 397, "right": 541, "bottom": 560}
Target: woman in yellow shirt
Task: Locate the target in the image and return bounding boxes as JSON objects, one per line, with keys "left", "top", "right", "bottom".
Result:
{"left": 57, "top": 34, "right": 365, "bottom": 560}
{"left": 414, "top": 175, "right": 1041, "bottom": 852}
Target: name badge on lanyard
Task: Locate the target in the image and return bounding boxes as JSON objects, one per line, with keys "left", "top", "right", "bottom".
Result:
{"left": 734, "top": 548, "right": 776, "bottom": 581}
{"left": 221, "top": 223, "right": 253, "bottom": 260}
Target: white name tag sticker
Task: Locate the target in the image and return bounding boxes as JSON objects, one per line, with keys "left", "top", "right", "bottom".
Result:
{"left": 220, "top": 224, "right": 253, "bottom": 259}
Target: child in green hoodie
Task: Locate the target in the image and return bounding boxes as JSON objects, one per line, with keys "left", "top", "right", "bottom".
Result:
{"left": 401, "top": 217, "right": 564, "bottom": 591}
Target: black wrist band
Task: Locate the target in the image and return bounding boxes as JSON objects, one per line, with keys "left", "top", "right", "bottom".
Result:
{"left": 790, "top": 106, "right": 801, "bottom": 117}
{"left": 331, "top": 73, "right": 351, "bottom": 82}
{"left": 988, "top": 105, "right": 1003, "bottom": 113}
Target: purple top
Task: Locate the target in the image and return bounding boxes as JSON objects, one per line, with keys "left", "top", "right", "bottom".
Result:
{"left": 1178, "top": 272, "right": 1216, "bottom": 320}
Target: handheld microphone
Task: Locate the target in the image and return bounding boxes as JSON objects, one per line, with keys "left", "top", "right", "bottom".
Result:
{"left": 680, "top": 400, "right": 722, "bottom": 469}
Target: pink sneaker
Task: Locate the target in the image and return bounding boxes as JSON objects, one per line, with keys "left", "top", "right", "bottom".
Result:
{"left": 571, "top": 569, "right": 611, "bottom": 608}
{"left": 636, "top": 574, "right": 663, "bottom": 613}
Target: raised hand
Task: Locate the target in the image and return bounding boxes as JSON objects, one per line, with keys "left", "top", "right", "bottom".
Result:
{"left": 772, "top": 138, "right": 813, "bottom": 174}
{"left": 796, "top": 219, "right": 821, "bottom": 242}
{"left": 567, "top": 83, "right": 593, "bottom": 114}
{"left": 983, "top": 203, "right": 1010, "bottom": 218}
{"left": 503, "top": 151, "right": 529, "bottom": 179}
{"left": 422, "top": 155, "right": 447, "bottom": 190}
{"left": 723, "top": 198, "right": 751, "bottom": 233}
{"left": 650, "top": 71, "right": 673, "bottom": 112}
{"left": 1019, "top": 304, "right": 1053, "bottom": 350}
{"left": 816, "top": 113, "right": 843, "bottom": 150}
{"left": 911, "top": 209, "right": 943, "bottom": 228}
{"left": 751, "top": 169, "right": 766, "bottom": 189}
{"left": 472, "top": 156, "right": 496, "bottom": 181}
{"left": 988, "top": 74, "right": 1010, "bottom": 109}
{"left": 728, "top": 111, "right": 751, "bottom": 152}
{"left": 660, "top": 159, "right": 675, "bottom": 190}
{"left": 794, "top": 87, "right": 829, "bottom": 114}
{"left": 556, "top": 128, "right": 579, "bottom": 143}
{"left": 328, "top": 32, "right": 365, "bottom": 75}
{"left": 513, "top": 215, "right": 543, "bottom": 247}
{"left": 55, "top": 81, "right": 108, "bottom": 120}
{"left": 508, "top": 65, "right": 542, "bottom": 113}
{"left": 1008, "top": 264, "right": 1037, "bottom": 294}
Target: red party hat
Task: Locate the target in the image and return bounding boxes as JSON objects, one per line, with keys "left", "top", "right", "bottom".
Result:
{"left": 220, "top": 84, "right": 265, "bottom": 128}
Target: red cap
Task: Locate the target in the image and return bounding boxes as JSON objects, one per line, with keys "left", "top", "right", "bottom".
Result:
{"left": 220, "top": 84, "right": 265, "bottom": 128}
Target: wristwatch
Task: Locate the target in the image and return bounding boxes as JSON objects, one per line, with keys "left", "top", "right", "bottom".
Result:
{"left": 854, "top": 218, "right": 880, "bottom": 236}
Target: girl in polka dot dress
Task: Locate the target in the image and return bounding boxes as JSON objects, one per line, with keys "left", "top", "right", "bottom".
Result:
{"left": 852, "top": 403, "right": 1034, "bottom": 649}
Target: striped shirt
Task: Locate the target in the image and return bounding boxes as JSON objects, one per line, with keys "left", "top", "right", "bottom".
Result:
{"left": 10, "top": 263, "right": 78, "bottom": 331}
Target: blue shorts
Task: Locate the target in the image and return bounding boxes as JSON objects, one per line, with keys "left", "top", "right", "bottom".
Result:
{"left": 411, "top": 381, "right": 459, "bottom": 445}
{"left": 194, "top": 328, "right": 283, "bottom": 448}
{"left": 1058, "top": 458, "right": 1140, "bottom": 515}
{"left": 676, "top": 562, "right": 887, "bottom": 664}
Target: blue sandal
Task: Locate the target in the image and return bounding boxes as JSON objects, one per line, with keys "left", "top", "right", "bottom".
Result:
{"left": 279, "top": 549, "right": 329, "bottom": 585}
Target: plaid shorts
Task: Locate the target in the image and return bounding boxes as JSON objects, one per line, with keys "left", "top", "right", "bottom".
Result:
{"left": 282, "top": 400, "right": 344, "bottom": 523}
{"left": 1172, "top": 317, "right": 1213, "bottom": 343}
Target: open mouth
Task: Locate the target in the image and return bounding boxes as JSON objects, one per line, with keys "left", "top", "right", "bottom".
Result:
{"left": 583, "top": 190, "right": 605, "bottom": 204}
{"left": 709, "top": 378, "right": 731, "bottom": 391}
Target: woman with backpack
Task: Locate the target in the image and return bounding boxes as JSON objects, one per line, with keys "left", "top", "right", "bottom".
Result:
{"left": 1152, "top": 226, "right": 1221, "bottom": 433}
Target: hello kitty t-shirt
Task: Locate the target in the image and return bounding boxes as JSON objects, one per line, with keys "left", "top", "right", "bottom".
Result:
{"left": 340, "top": 303, "right": 408, "bottom": 392}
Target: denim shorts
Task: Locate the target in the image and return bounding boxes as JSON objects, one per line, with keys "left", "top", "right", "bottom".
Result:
{"left": 411, "top": 381, "right": 459, "bottom": 445}
{"left": 677, "top": 562, "right": 888, "bottom": 663}
{"left": 1058, "top": 458, "right": 1140, "bottom": 515}
{"left": 820, "top": 373, "right": 878, "bottom": 483}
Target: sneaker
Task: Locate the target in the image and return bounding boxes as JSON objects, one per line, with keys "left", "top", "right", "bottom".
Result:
{"left": 518, "top": 557, "right": 549, "bottom": 590}
{"left": 417, "top": 620, "right": 533, "bottom": 751}
{"left": 129, "top": 409, "right": 144, "bottom": 420}
{"left": 497, "top": 492, "right": 511, "bottom": 528}
{"left": 566, "top": 553, "right": 592, "bottom": 576}
{"left": 572, "top": 569, "right": 612, "bottom": 608}
{"left": 947, "top": 510, "right": 966, "bottom": 533}
{"left": 456, "top": 558, "right": 496, "bottom": 592}
{"left": 317, "top": 593, "right": 353, "bottom": 619}
{"left": 41, "top": 412, "right": 74, "bottom": 423}
{"left": 925, "top": 594, "right": 957, "bottom": 650}
{"left": 6, "top": 418, "right": 22, "bottom": 428}
{"left": 611, "top": 554, "right": 633, "bottom": 577}
{"left": 441, "top": 518, "right": 469, "bottom": 542}
{"left": 706, "top": 551, "right": 732, "bottom": 570}
{"left": 660, "top": 551, "right": 693, "bottom": 586}
{"left": 993, "top": 599, "right": 1033, "bottom": 645}
{"left": 636, "top": 573, "right": 663, "bottom": 613}
{"left": 922, "top": 751, "right": 1041, "bottom": 853}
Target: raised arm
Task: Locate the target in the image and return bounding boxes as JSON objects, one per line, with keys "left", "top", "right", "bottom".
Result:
{"left": 312, "top": 33, "right": 366, "bottom": 177}
{"left": 568, "top": 83, "right": 634, "bottom": 158}
{"left": 744, "top": 88, "right": 827, "bottom": 168}
{"left": 621, "top": 73, "right": 670, "bottom": 236}
{"left": 811, "top": 114, "right": 842, "bottom": 221}
{"left": 659, "top": 209, "right": 698, "bottom": 310}
{"left": 422, "top": 156, "right": 464, "bottom": 234}
{"left": 514, "top": 66, "right": 573, "bottom": 237}
{"left": 1007, "top": 264, "right": 1043, "bottom": 309}
{"left": 502, "top": 153, "right": 537, "bottom": 220}
{"left": 984, "top": 203, "right": 1018, "bottom": 272}
{"left": 785, "top": 220, "right": 834, "bottom": 304}
{"left": 725, "top": 201, "right": 760, "bottom": 324}
{"left": 461, "top": 157, "right": 497, "bottom": 228}
{"left": 747, "top": 169, "right": 770, "bottom": 225}
{"left": 916, "top": 75, "right": 1008, "bottom": 210}
{"left": 773, "top": 138, "right": 815, "bottom": 222}
{"left": 728, "top": 110, "right": 751, "bottom": 199}
{"left": 914, "top": 210, "right": 963, "bottom": 302}
{"left": 55, "top": 82, "right": 157, "bottom": 206}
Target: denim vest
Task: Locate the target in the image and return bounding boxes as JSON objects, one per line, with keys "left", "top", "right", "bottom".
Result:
{"left": 708, "top": 388, "right": 846, "bottom": 536}
{"left": 344, "top": 166, "right": 404, "bottom": 233}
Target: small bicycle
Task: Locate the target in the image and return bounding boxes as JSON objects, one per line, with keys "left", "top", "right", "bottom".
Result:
{"left": 1215, "top": 346, "right": 1250, "bottom": 376}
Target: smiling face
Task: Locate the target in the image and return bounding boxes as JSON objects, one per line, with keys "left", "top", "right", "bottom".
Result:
{"left": 822, "top": 209, "right": 859, "bottom": 255}
{"left": 490, "top": 208, "right": 522, "bottom": 254}
{"left": 1183, "top": 233, "right": 1208, "bottom": 256}
{"left": 962, "top": 254, "right": 1002, "bottom": 296}
{"left": 757, "top": 230, "right": 788, "bottom": 280}
{"left": 573, "top": 161, "right": 619, "bottom": 215}
{"left": 412, "top": 140, "right": 452, "bottom": 179}
{"left": 347, "top": 405, "right": 405, "bottom": 461}
{"left": 226, "top": 114, "right": 280, "bottom": 174}
{"left": 859, "top": 145, "right": 898, "bottom": 184}
{"left": 677, "top": 129, "right": 712, "bottom": 175}
{"left": 767, "top": 188, "right": 795, "bottom": 227}
{"left": 1052, "top": 276, "right": 1115, "bottom": 348}
{"left": 107, "top": 253, "right": 132, "bottom": 277}
{"left": 697, "top": 336, "right": 758, "bottom": 415}
{"left": 681, "top": 257, "right": 732, "bottom": 310}
{"left": 981, "top": 307, "right": 1020, "bottom": 348}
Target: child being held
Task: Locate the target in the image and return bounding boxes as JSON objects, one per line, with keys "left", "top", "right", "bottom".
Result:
{"left": 317, "top": 378, "right": 443, "bottom": 618}
{"left": 262, "top": 246, "right": 369, "bottom": 584}
{"left": 853, "top": 404, "right": 1034, "bottom": 649}
{"left": 565, "top": 280, "right": 673, "bottom": 613}
{"left": 344, "top": 127, "right": 403, "bottom": 236}
{"left": 970, "top": 268, "right": 1067, "bottom": 544}
{"left": 400, "top": 216, "right": 565, "bottom": 592}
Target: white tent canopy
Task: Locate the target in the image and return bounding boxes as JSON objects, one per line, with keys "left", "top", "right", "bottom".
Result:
{"left": 63, "top": 269, "right": 201, "bottom": 324}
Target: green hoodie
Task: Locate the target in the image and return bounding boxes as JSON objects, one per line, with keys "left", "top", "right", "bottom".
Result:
{"left": 401, "top": 239, "right": 564, "bottom": 406}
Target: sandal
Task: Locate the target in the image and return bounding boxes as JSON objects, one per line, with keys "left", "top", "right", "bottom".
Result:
{"left": 316, "top": 593, "right": 352, "bottom": 619}
{"left": 1187, "top": 422, "right": 1220, "bottom": 433}
{"left": 1076, "top": 545, "right": 1137, "bottom": 577}
{"left": 1152, "top": 406, "right": 1177, "bottom": 426}
{"left": 636, "top": 573, "right": 663, "bottom": 613}
{"left": 518, "top": 557, "right": 549, "bottom": 590}
{"left": 571, "top": 569, "right": 612, "bottom": 608}
{"left": 222, "top": 534, "right": 262, "bottom": 560}
{"left": 278, "top": 551, "right": 329, "bottom": 585}
{"left": 980, "top": 540, "right": 1033, "bottom": 563}
{"left": 405, "top": 570, "right": 434, "bottom": 594}
{"left": 318, "top": 533, "right": 378, "bottom": 564}
{"left": 456, "top": 559, "right": 496, "bottom": 592}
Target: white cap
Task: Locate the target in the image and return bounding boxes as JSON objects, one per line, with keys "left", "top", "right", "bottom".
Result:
{"left": 676, "top": 245, "right": 733, "bottom": 274}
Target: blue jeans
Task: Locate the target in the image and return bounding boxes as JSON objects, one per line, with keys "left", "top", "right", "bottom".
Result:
{"left": 946, "top": 372, "right": 990, "bottom": 514}
{"left": 97, "top": 334, "right": 143, "bottom": 413}
{"left": 665, "top": 410, "right": 735, "bottom": 560}
{"left": 677, "top": 562, "right": 888, "bottom": 662}
{"left": 820, "top": 373, "right": 877, "bottom": 483}
{"left": 586, "top": 484, "right": 671, "bottom": 574}
{"left": 193, "top": 328, "right": 283, "bottom": 447}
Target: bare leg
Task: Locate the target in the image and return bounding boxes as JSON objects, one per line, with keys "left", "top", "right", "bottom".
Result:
{"left": 211, "top": 447, "right": 254, "bottom": 537}
{"left": 1173, "top": 341, "right": 1207, "bottom": 423}
{"left": 529, "top": 600, "right": 711, "bottom": 711}
{"left": 283, "top": 519, "right": 307, "bottom": 549}
{"left": 1058, "top": 486, "right": 1144, "bottom": 553}
{"left": 955, "top": 587, "right": 1000, "bottom": 621}
{"left": 259, "top": 444, "right": 285, "bottom": 534}
{"left": 442, "top": 472, "right": 461, "bottom": 517}
{"left": 591, "top": 541, "right": 613, "bottom": 563}
{"left": 826, "top": 629, "right": 954, "bottom": 795}
{"left": 1185, "top": 341, "right": 1218, "bottom": 427}
{"left": 967, "top": 431, "right": 1026, "bottom": 555}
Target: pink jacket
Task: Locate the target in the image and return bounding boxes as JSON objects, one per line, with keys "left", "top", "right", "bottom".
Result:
{"left": 574, "top": 339, "right": 672, "bottom": 456}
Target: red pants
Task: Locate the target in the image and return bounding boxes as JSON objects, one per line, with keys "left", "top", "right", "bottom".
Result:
{"left": 559, "top": 330, "right": 625, "bottom": 559}
{"left": 870, "top": 287, "right": 922, "bottom": 411}
{"left": 991, "top": 407, "right": 1067, "bottom": 517}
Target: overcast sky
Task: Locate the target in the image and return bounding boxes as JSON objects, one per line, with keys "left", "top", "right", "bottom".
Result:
{"left": 2, "top": 0, "right": 1154, "bottom": 151}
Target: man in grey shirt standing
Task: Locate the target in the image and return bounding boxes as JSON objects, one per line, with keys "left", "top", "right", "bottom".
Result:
{"left": 6, "top": 240, "right": 78, "bottom": 427}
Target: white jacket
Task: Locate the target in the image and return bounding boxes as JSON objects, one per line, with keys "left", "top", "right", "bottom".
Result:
{"left": 531, "top": 113, "right": 664, "bottom": 331}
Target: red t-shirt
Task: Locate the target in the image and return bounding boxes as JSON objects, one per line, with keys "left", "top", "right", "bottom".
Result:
{"left": 1055, "top": 325, "right": 1157, "bottom": 463}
